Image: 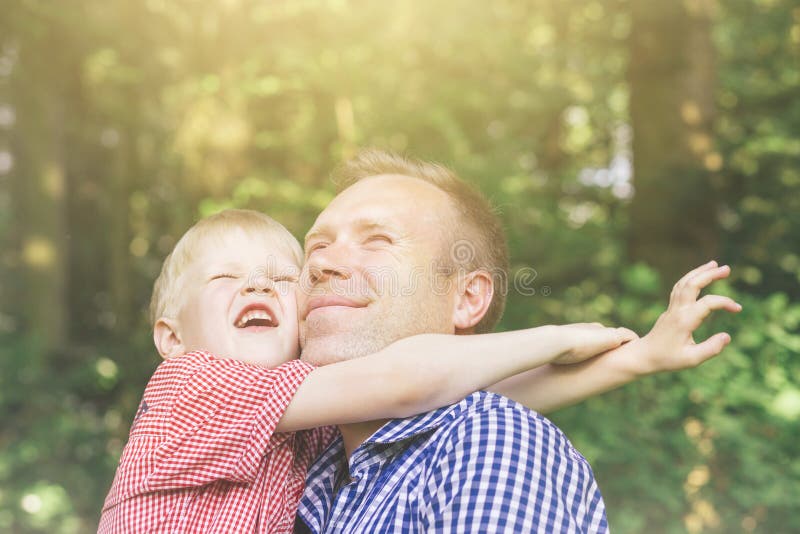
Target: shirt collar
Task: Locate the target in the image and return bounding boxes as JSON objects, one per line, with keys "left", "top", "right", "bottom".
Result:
{"left": 298, "top": 392, "right": 492, "bottom": 533}
{"left": 363, "top": 391, "right": 487, "bottom": 445}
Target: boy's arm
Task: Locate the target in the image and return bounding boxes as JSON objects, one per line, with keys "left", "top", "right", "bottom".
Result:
{"left": 490, "top": 261, "right": 742, "bottom": 413}
{"left": 144, "top": 324, "right": 630, "bottom": 488}
{"left": 275, "top": 324, "right": 636, "bottom": 432}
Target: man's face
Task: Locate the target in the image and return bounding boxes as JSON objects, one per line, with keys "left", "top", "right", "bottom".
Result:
{"left": 175, "top": 229, "right": 301, "bottom": 367}
{"left": 299, "top": 174, "right": 459, "bottom": 366}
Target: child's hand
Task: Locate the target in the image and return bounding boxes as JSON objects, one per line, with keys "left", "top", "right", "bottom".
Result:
{"left": 636, "top": 260, "right": 742, "bottom": 374}
{"left": 552, "top": 323, "right": 639, "bottom": 364}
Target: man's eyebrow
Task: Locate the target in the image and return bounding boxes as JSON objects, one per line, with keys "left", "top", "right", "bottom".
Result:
{"left": 306, "top": 218, "right": 396, "bottom": 242}
{"left": 305, "top": 218, "right": 397, "bottom": 244}
{"left": 357, "top": 220, "right": 397, "bottom": 233}
{"left": 304, "top": 228, "right": 330, "bottom": 245}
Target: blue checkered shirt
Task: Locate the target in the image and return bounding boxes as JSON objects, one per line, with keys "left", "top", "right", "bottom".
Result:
{"left": 296, "top": 391, "right": 608, "bottom": 533}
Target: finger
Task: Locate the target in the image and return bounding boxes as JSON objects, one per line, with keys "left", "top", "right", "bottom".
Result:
{"left": 670, "top": 260, "right": 718, "bottom": 304}
{"left": 616, "top": 327, "right": 639, "bottom": 344}
{"left": 604, "top": 327, "right": 635, "bottom": 348}
{"left": 682, "top": 295, "right": 741, "bottom": 331}
{"left": 682, "top": 260, "right": 719, "bottom": 281}
{"left": 677, "top": 265, "right": 732, "bottom": 306}
{"left": 567, "top": 322, "right": 606, "bottom": 329}
{"left": 683, "top": 332, "right": 731, "bottom": 367}
{"left": 553, "top": 327, "right": 633, "bottom": 365}
{"left": 696, "top": 294, "right": 742, "bottom": 315}
{"left": 690, "top": 264, "right": 732, "bottom": 290}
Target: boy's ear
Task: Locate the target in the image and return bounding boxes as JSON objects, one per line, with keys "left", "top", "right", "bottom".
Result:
{"left": 452, "top": 270, "right": 494, "bottom": 334}
{"left": 153, "top": 318, "right": 185, "bottom": 360}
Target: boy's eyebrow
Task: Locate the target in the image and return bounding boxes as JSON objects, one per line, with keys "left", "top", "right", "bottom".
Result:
{"left": 204, "top": 262, "right": 243, "bottom": 275}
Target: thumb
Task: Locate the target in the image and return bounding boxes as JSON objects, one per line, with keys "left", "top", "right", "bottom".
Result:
{"left": 683, "top": 332, "right": 731, "bottom": 368}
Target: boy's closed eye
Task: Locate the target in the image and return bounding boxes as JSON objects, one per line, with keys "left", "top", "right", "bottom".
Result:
{"left": 209, "top": 273, "right": 240, "bottom": 282}
{"left": 271, "top": 275, "right": 299, "bottom": 284}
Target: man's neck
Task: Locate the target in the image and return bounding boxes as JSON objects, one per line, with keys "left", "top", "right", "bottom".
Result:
{"left": 339, "top": 420, "right": 387, "bottom": 461}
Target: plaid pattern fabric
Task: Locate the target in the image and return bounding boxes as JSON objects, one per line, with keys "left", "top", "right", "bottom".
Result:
{"left": 98, "top": 351, "right": 336, "bottom": 534}
{"left": 297, "top": 391, "right": 608, "bottom": 534}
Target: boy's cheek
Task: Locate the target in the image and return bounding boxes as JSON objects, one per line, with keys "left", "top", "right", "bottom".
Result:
{"left": 286, "top": 284, "right": 302, "bottom": 315}
{"left": 291, "top": 283, "right": 307, "bottom": 306}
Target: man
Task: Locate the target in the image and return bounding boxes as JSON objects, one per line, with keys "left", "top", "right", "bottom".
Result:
{"left": 294, "top": 149, "right": 738, "bottom": 532}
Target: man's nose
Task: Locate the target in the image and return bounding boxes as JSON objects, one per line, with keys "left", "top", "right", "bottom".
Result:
{"left": 303, "top": 242, "right": 354, "bottom": 285}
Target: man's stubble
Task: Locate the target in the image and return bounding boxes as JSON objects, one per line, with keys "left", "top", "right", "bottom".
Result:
{"left": 299, "top": 278, "right": 454, "bottom": 366}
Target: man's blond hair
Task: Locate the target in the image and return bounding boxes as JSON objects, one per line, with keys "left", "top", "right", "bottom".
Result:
{"left": 332, "top": 149, "right": 509, "bottom": 333}
{"left": 149, "top": 209, "right": 303, "bottom": 325}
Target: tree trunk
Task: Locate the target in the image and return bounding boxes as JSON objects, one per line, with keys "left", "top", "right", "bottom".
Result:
{"left": 627, "top": 0, "right": 720, "bottom": 283}
{"left": 8, "top": 54, "right": 71, "bottom": 351}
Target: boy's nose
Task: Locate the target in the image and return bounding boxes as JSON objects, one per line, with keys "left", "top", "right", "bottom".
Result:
{"left": 243, "top": 285, "right": 272, "bottom": 295}
{"left": 240, "top": 274, "right": 276, "bottom": 295}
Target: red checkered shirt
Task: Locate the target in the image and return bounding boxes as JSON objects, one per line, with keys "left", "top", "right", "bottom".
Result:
{"left": 98, "top": 351, "right": 337, "bottom": 534}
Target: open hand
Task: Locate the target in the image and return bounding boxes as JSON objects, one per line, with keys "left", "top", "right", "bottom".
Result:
{"left": 637, "top": 260, "right": 742, "bottom": 373}
{"left": 552, "top": 323, "right": 639, "bottom": 365}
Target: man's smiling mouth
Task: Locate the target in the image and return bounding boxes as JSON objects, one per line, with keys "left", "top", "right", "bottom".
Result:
{"left": 303, "top": 295, "right": 368, "bottom": 319}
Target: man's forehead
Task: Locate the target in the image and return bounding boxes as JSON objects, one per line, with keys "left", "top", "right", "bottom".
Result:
{"left": 307, "top": 175, "right": 449, "bottom": 233}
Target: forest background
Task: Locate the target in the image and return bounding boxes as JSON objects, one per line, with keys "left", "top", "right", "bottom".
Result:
{"left": 1, "top": 1, "right": 798, "bottom": 532}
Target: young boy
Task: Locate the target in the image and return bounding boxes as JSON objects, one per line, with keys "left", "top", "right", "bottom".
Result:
{"left": 97, "top": 209, "right": 637, "bottom": 533}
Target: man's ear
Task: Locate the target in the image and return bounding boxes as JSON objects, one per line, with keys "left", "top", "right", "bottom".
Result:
{"left": 153, "top": 317, "right": 185, "bottom": 359}
{"left": 452, "top": 270, "right": 494, "bottom": 334}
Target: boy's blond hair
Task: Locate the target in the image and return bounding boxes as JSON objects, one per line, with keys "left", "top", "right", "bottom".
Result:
{"left": 149, "top": 209, "right": 303, "bottom": 325}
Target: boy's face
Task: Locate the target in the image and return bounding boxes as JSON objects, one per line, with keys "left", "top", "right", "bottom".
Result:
{"left": 173, "top": 229, "right": 301, "bottom": 367}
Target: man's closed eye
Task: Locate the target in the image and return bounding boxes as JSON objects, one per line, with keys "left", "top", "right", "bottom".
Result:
{"left": 364, "top": 235, "right": 393, "bottom": 246}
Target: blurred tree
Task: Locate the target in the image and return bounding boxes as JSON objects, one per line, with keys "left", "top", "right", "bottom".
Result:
{"left": 7, "top": 8, "right": 77, "bottom": 352}
{"left": 627, "top": 0, "right": 720, "bottom": 282}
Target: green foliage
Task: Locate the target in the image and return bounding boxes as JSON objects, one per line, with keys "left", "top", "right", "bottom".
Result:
{"left": 1, "top": 0, "right": 797, "bottom": 532}
{"left": 547, "top": 273, "right": 800, "bottom": 533}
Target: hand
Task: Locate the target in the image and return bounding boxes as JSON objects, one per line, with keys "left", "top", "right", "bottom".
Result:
{"left": 636, "top": 260, "right": 742, "bottom": 374}
{"left": 552, "top": 323, "right": 639, "bottom": 365}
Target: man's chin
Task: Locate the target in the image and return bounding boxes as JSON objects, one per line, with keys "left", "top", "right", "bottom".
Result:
{"left": 300, "top": 335, "right": 377, "bottom": 366}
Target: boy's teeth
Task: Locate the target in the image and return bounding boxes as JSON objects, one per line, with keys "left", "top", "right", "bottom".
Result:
{"left": 237, "top": 310, "right": 275, "bottom": 327}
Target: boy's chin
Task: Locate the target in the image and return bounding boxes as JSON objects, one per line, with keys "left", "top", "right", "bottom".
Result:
{"left": 230, "top": 340, "right": 299, "bottom": 368}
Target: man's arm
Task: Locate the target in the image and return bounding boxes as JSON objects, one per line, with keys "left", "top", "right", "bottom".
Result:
{"left": 421, "top": 403, "right": 607, "bottom": 532}
{"left": 487, "top": 339, "right": 664, "bottom": 414}
{"left": 491, "top": 261, "right": 741, "bottom": 413}
{"left": 276, "top": 324, "right": 635, "bottom": 432}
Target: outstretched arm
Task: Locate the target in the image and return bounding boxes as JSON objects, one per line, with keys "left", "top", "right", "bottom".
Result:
{"left": 490, "top": 261, "right": 742, "bottom": 413}
{"left": 276, "top": 324, "right": 635, "bottom": 432}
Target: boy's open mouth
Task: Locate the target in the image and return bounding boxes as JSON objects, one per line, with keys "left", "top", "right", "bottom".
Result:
{"left": 234, "top": 303, "right": 278, "bottom": 329}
